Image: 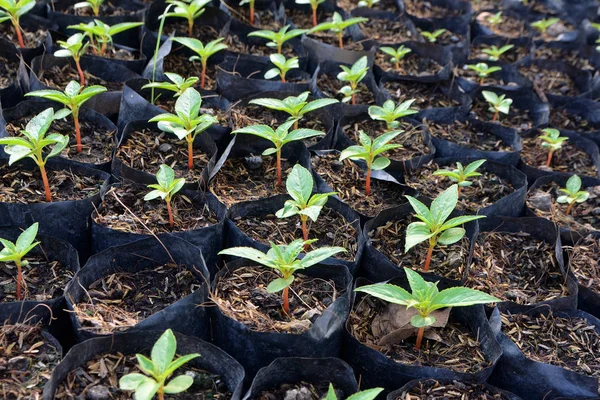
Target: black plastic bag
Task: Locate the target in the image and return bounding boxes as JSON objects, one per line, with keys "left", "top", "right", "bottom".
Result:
{"left": 387, "top": 378, "right": 523, "bottom": 400}
{"left": 0, "top": 38, "right": 28, "bottom": 109}
{"left": 301, "top": 36, "right": 375, "bottom": 69}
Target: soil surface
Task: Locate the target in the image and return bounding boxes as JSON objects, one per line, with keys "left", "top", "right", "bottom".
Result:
{"left": 426, "top": 120, "right": 513, "bottom": 152}
{"left": 256, "top": 382, "right": 333, "bottom": 400}
{"left": 566, "top": 235, "right": 600, "bottom": 292}
{"left": 84, "top": 46, "right": 137, "bottom": 61}
{"left": 518, "top": 64, "right": 579, "bottom": 97}
{"left": 470, "top": 0, "right": 504, "bottom": 12}
{"left": 60, "top": 2, "right": 139, "bottom": 16}
{"left": 534, "top": 46, "right": 592, "bottom": 71}
{"left": 307, "top": 32, "right": 365, "bottom": 51}
{"left": 285, "top": 9, "right": 334, "bottom": 30}
{"left": 317, "top": 74, "right": 375, "bottom": 105}
{"left": 163, "top": 52, "right": 219, "bottom": 91}
{"left": 335, "top": 0, "right": 398, "bottom": 13}
{"left": 404, "top": 0, "right": 463, "bottom": 18}
{"left": 383, "top": 80, "right": 460, "bottom": 109}
{"left": 548, "top": 109, "right": 599, "bottom": 133}
{"left": 35, "top": 63, "right": 124, "bottom": 92}
{"left": 394, "top": 379, "right": 513, "bottom": 399}
{"left": 225, "top": 34, "right": 297, "bottom": 59}
{"left": 376, "top": 51, "right": 443, "bottom": 76}
{"left": 520, "top": 136, "right": 598, "bottom": 177}
{"left": 0, "top": 55, "right": 18, "bottom": 89}
{"left": 360, "top": 19, "right": 416, "bottom": 44}
{"left": 475, "top": 12, "right": 527, "bottom": 38}
{"left": 0, "top": 25, "right": 47, "bottom": 49}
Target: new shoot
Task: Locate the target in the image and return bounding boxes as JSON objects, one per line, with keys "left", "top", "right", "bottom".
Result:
{"left": 482, "top": 90, "right": 512, "bottom": 122}
{"left": 368, "top": 99, "right": 418, "bottom": 130}
{"left": 0, "top": 0, "right": 35, "bottom": 48}
{"left": 172, "top": 37, "right": 228, "bottom": 89}
{"left": 337, "top": 56, "right": 369, "bottom": 105}
{"left": 310, "top": 12, "right": 368, "bottom": 49}
{"left": 265, "top": 54, "right": 299, "bottom": 82}
{"left": 162, "top": 0, "right": 212, "bottom": 36}
{"left": 481, "top": 44, "right": 514, "bottom": 62}
{"left": 432, "top": 159, "right": 486, "bottom": 195}
{"left": 68, "top": 20, "right": 143, "bottom": 57}
{"left": 466, "top": 62, "right": 501, "bottom": 85}
{"left": 54, "top": 33, "right": 89, "bottom": 86}
{"left": 73, "top": 0, "right": 104, "bottom": 16}
{"left": 539, "top": 128, "right": 568, "bottom": 167}
{"left": 248, "top": 25, "right": 307, "bottom": 54}
{"left": 325, "top": 384, "right": 383, "bottom": 400}
{"left": 379, "top": 45, "right": 412, "bottom": 70}
{"left": 557, "top": 174, "right": 589, "bottom": 216}
{"left": 295, "top": 0, "right": 326, "bottom": 26}
{"left": 420, "top": 29, "right": 446, "bottom": 43}
{"left": 487, "top": 11, "right": 503, "bottom": 25}
{"left": 0, "top": 223, "right": 39, "bottom": 301}
{"left": 144, "top": 165, "right": 185, "bottom": 228}
{"left": 531, "top": 18, "right": 559, "bottom": 35}
{"left": 142, "top": 72, "right": 199, "bottom": 98}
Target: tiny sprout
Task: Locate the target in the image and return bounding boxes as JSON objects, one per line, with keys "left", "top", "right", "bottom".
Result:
{"left": 420, "top": 29, "right": 446, "bottom": 43}
{"left": 68, "top": 20, "right": 143, "bottom": 57}
{"left": 310, "top": 12, "right": 368, "bottom": 49}
{"left": 355, "top": 267, "right": 498, "bottom": 350}
{"left": 0, "top": 223, "right": 40, "bottom": 300}
{"left": 73, "top": 0, "right": 104, "bottom": 16}
{"left": 481, "top": 44, "right": 514, "bottom": 62}
{"left": 26, "top": 81, "right": 107, "bottom": 153}
{"left": 325, "top": 384, "right": 383, "bottom": 400}
{"left": 172, "top": 37, "right": 228, "bottom": 89}
{"left": 248, "top": 25, "right": 307, "bottom": 54}
{"left": 219, "top": 240, "right": 345, "bottom": 314}
{"left": 531, "top": 17, "right": 560, "bottom": 34}
{"left": 337, "top": 56, "right": 369, "bottom": 105}
{"left": 379, "top": 45, "right": 412, "bottom": 70}
{"left": 487, "top": 11, "right": 503, "bottom": 25}
{"left": 54, "top": 33, "right": 89, "bottom": 86}
{"left": 368, "top": 99, "right": 418, "bottom": 130}
{"left": 340, "top": 130, "right": 403, "bottom": 196}
{"left": 466, "top": 62, "right": 502, "bottom": 85}
{"left": 358, "top": 0, "right": 379, "bottom": 7}
{"left": 276, "top": 164, "right": 336, "bottom": 243}
{"left": 162, "top": 0, "right": 212, "bottom": 36}
{"left": 295, "top": 0, "right": 326, "bottom": 27}
{"left": 539, "top": 128, "right": 568, "bottom": 167}
{"left": 432, "top": 159, "right": 486, "bottom": 195}
{"left": 119, "top": 329, "right": 200, "bottom": 400}
{"left": 0, "top": 108, "right": 68, "bottom": 202}
{"left": 482, "top": 90, "right": 512, "bottom": 122}
{"left": 144, "top": 165, "right": 185, "bottom": 228}
{"left": 557, "top": 174, "right": 589, "bottom": 216}
{"left": 0, "top": 0, "right": 35, "bottom": 48}
{"left": 239, "top": 0, "right": 256, "bottom": 26}
{"left": 142, "top": 72, "right": 199, "bottom": 98}
{"left": 265, "top": 54, "right": 299, "bottom": 83}
{"left": 404, "top": 184, "right": 485, "bottom": 272}
{"left": 596, "top": 37, "right": 600, "bottom": 52}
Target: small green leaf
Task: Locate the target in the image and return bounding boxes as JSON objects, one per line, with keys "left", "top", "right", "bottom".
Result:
{"left": 267, "top": 276, "right": 295, "bottom": 292}
{"left": 355, "top": 283, "right": 415, "bottom": 306}
{"left": 151, "top": 329, "right": 177, "bottom": 376}
{"left": 410, "top": 314, "right": 436, "bottom": 328}
{"left": 163, "top": 375, "right": 195, "bottom": 394}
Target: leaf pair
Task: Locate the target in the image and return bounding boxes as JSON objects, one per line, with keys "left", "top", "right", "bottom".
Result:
{"left": 0, "top": 223, "right": 39, "bottom": 266}
{"left": 539, "top": 128, "right": 568, "bottom": 152}
{"left": 249, "top": 92, "right": 337, "bottom": 124}
{"left": 265, "top": 54, "right": 299, "bottom": 81}
{"left": 172, "top": 36, "right": 228, "bottom": 65}
{"left": 420, "top": 29, "right": 446, "bottom": 42}
{"left": 481, "top": 44, "right": 514, "bottom": 62}
{"left": 466, "top": 62, "right": 502, "bottom": 78}
{"left": 144, "top": 165, "right": 185, "bottom": 202}
{"left": 0, "top": 0, "right": 34, "bottom": 22}
{"left": 368, "top": 99, "right": 418, "bottom": 130}
{"left": 142, "top": 72, "right": 199, "bottom": 98}
{"left": 248, "top": 25, "right": 307, "bottom": 53}
{"left": 557, "top": 174, "right": 589, "bottom": 205}
{"left": 26, "top": 81, "right": 107, "bottom": 118}
{"left": 379, "top": 45, "right": 412, "bottom": 65}
{"left": 309, "top": 12, "right": 368, "bottom": 35}
{"left": 340, "top": 130, "right": 403, "bottom": 172}
{"left": 482, "top": 90, "right": 512, "bottom": 116}
{"left": 432, "top": 159, "right": 486, "bottom": 188}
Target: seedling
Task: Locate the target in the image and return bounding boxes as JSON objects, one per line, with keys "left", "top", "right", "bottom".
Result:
{"left": 487, "top": 11, "right": 503, "bottom": 25}
{"left": 295, "top": 0, "right": 326, "bottom": 27}
{"left": 142, "top": 72, "right": 199, "bottom": 98}
{"left": 596, "top": 37, "right": 600, "bottom": 52}
{"left": 119, "top": 329, "right": 200, "bottom": 400}
{"left": 368, "top": 99, "right": 418, "bottom": 130}
{"left": 162, "top": 0, "right": 212, "bottom": 36}
{"left": 482, "top": 90, "right": 512, "bottom": 122}
{"left": 0, "top": 223, "right": 39, "bottom": 301}
{"left": 420, "top": 29, "right": 446, "bottom": 43}
{"left": 325, "top": 384, "right": 383, "bottom": 400}
{"left": 26, "top": 81, "right": 107, "bottom": 153}
{"left": 54, "top": 33, "right": 89, "bottom": 86}
{"left": 172, "top": 37, "right": 227, "bottom": 89}
{"left": 148, "top": 87, "right": 218, "bottom": 170}
{"left": 539, "top": 128, "right": 568, "bottom": 167}
{"left": 310, "top": 12, "right": 368, "bottom": 49}
{"left": 481, "top": 44, "right": 514, "bottom": 62}
{"left": 265, "top": 54, "right": 299, "bottom": 83}
{"left": 340, "top": 130, "right": 403, "bottom": 196}
{"left": 531, "top": 17, "right": 560, "bottom": 35}
{"left": 231, "top": 119, "right": 324, "bottom": 187}
{"left": 466, "top": 62, "right": 502, "bottom": 85}
{"left": 144, "top": 165, "right": 185, "bottom": 228}
{"left": 0, "top": 0, "right": 35, "bottom": 48}
{"left": 355, "top": 267, "right": 498, "bottom": 350}
{"left": 0, "top": 108, "right": 68, "bottom": 202}
{"left": 379, "top": 45, "right": 412, "bottom": 70}
{"left": 73, "top": 0, "right": 104, "bottom": 16}
{"left": 275, "top": 164, "right": 336, "bottom": 243}
{"left": 557, "top": 174, "right": 589, "bottom": 216}
{"left": 68, "top": 20, "right": 143, "bottom": 57}
{"left": 404, "top": 184, "right": 485, "bottom": 272}
{"left": 432, "top": 159, "right": 486, "bottom": 195}
{"left": 239, "top": 0, "right": 256, "bottom": 26}
{"left": 337, "top": 56, "right": 369, "bottom": 105}
{"left": 248, "top": 25, "right": 307, "bottom": 54}
{"left": 219, "top": 239, "right": 345, "bottom": 314}
{"left": 358, "top": 0, "right": 379, "bottom": 7}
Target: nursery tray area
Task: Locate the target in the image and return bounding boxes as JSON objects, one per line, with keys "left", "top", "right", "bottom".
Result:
{"left": 425, "top": 120, "right": 513, "bottom": 152}
{"left": 0, "top": 256, "right": 71, "bottom": 302}
{"left": 375, "top": 51, "right": 443, "bottom": 76}
{"left": 520, "top": 136, "right": 598, "bottom": 177}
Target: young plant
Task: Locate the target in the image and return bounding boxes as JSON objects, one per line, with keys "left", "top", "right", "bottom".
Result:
{"left": 340, "top": 130, "right": 403, "bottom": 196}
{"left": 144, "top": 165, "right": 185, "bottom": 228}
{"left": 0, "top": 0, "right": 35, "bottom": 48}
{"left": 481, "top": 44, "right": 514, "bottom": 62}
{"left": 148, "top": 87, "right": 218, "bottom": 170}
{"left": 219, "top": 239, "right": 345, "bottom": 314}
{"left": 539, "top": 128, "right": 568, "bottom": 167}
{"left": 310, "top": 12, "right": 368, "bottom": 49}
{"left": 325, "top": 384, "right": 383, "bottom": 400}
{"left": 531, "top": 17, "right": 560, "bottom": 34}
{"left": 275, "top": 164, "right": 336, "bottom": 242}
{"left": 249, "top": 92, "right": 337, "bottom": 130}
{"left": 232, "top": 119, "right": 324, "bottom": 187}
{"left": 73, "top": 0, "right": 104, "bottom": 16}
{"left": 0, "top": 108, "right": 68, "bottom": 203}
{"left": 0, "top": 223, "right": 40, "bottom": 301}
{"left": 239, "top": 0, "right": 256, "bottom": 26}
{"left": 487, "top": 11, "right": 503, "bottom": 25}
{"left": 54, "top": 33, "right": 89, "bottom": 86}
{"left": 142, "top": 72, "right": 199, "bottom": 98}
{"left": 68, "top": 20, "right": 143, "bottom": 57}
{"left": 557, "top": 174, "right": 590, "bottom": 216}
{"left": 404, "top": 184, "right": 485, "bottom": 272}
{"left": 482, "top": 90, "right": 512, "bottom": 122}
{"left": 355, "top": 267, "right": 498, "bottom": 350}
{"left": 26, "top": 81, "right": 107, "bottom": 153}
{"left": 358, "top": 0, "right": 379, "bottom": 7}
{"left": 119, "top": 329, "right": 200, "bottom": 400}
{"left": 368, "top": 99, "right": 418, "bottom": 130}
{"left": 432, "top": 159, "right": 486, "bottom": 195}
{"left": 596, "top": 37, "right": 600, "bottom": 52}
{"left": 420, "top": 29, "right": 446, "bottom": 43}
{"left": 337, "top": 56, "right": 369, "bottom": 105}
{"left": 172, "top": 37, "right": 227, "bottom": 89}
{"left": 295, "top": 0, "right": 326, "bottom": 27}
{"left": 248, "top": 25, "right": 307, "bottom": 54}
{"left": 379, "top": 45, "right": 412, "bottom": 70}
{"left": 466, "top": 62, "right": 502, "bottom": 85}
{"left": 162, "top": 0, "right": 212, "bottom": 36}
{"left": 265, "top": 54, "right": 299, "bottom": 83}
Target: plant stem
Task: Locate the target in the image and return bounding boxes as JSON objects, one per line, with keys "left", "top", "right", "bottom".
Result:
{"left": 312, "top": 5, "right": 317, "bottom": 26}
{"left": 546, "top": 150, "right": 553, "bottom": 167}
{"left": 395, "top": 60, "right": 399, "bottom": 70}
{"left": 492, "top": 110, "right": 498, "bottom": 122}
{"left": 480, "top": 77, "right": 484, "bottom": 86}
{"left": 73, "top": 109, "right": 82, "bottom": 153}
{"left": 282, "top": 286, "right": 289, "bottom": 314}
{"left": 565, "top": 201, "right": 575, "bottom": 216}
{"left": 15, "top": 258, "right": 22, "bottom": 300}
{"left": 249, "top": 4, "right": 255, "bottom": 26}
{"left": 365, "top": 166, "right": 371, "bottom": 196}
{"left": 338, "top": 32, "right": 343, "bottom": 49}
{"left": 158, "top": 389, "right": 164, "bottom": 400}
{"left": 12, "top": 18, "right": 25, "bottom": 48}
{"left": 278, "top": 43, "right": 282, "bottom": 54}
{"left": 188, "top": 19, "right": 194, "bottom": 36}
{"left": 151, "top": 4, "right": 173, "bottom": 104}
{"left": 301, "top": 216, "right": 309, "bottom": 251}
{"left": 351, "top": 83, "right": 357, "bottom": 105}
{"left": 187, "top": 138, "right": 194, "bottom": 170}
{"left": 457, "top": 185, "right": 462, "bottom": 196}
{"left": 166, "top": 199, "right": 174, "bottom": 228}
{"left": 201, "top": 60, "right": 207, "bottom": 89}
{"left": 281, "top": 72, "right": 286, "bottom": 83}
{"left": 75, "top": 57, "right": 85, "bottom": 86}
{"left": 39, "top": 162, "right": 52, "bottom": 202}
{"left": 415, "top": 326, "right": 425, "bottom": 350}
{"left": 294, "top": 119, "right": 299, "bottom": 130}
{"left": 276, "top": 149, "right": 282, "bottom": 187}
{"left": 423, "top": 239, "right": 435, "bottom": 271}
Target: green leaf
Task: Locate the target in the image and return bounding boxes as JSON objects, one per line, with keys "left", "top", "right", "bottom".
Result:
{"left": 286, "top": 164, "right": 313, "bottom": 204}
{"left": 370, "top": 156, "right": 390, "bottom": 170}
{"left": 284, "top": 128, "right": 324, "bottom": 143}
{"left": 218, "top": 247, "right": 275, "bottom": 268}
{"left": 355, "top": 283, "right": 415, "bottom": 306}
{"left": 151, "top": 329, "right": 177, "bottom": 376}
{"left": 405, "top": 221, "right": 434, "bottom": 253}
{"left": 232, "top": 125, "right": 276, "bottom": 142}
{"left": 302, "top": 98, "right": 338, "bottom": 113}
{"left": 441, "top": 214, "right": 485, "bottom": 230}
{"left": 25, "top": 107, "right": 55, "bottom": 140}
{"left": 299, "top": 205, "right": 322, "bottom": 222}
{"left": 325, "top": 384, "right": 337, "bottom": 400}
{"left": 276, "top": 201, "right": 300, "bottom": 219}
{"left": 249, "top": 98, "right": 289, "bottom": 112}
{"left": 437, "top": 227, "right": 465, "bottom": 245}
{"left": 410, "top": 314, "right": 436, "bottom": 328}
{"left": 267, "top": 276, "right": 294, "bottom": 293}
{"left": 404, "top": 267, "right": 430, "bottom": 300}
{"left": 119, "top": 373, "right": 153, "bottom": 391}
{"left": 156, "top": 164, "right": 175, "bottom": 189}
{"left": 404, "top": 196, "right": 433, "bottom": 224}
{"left": 347, "top": 388, "right": 385, "bottom": 400}
{"left": 165, "top": 353, "right": 200, "bottom": 377}
{"left": 163, "top": 375, "right": 195, "bottom": 394}
{"left": 566, "top": 174, "right": 582, "bottom": 194}
{"left": 430, "top": 287, "right": 499, "bottom": 311}
{"left": 300, "top": 246, "right": 345, "bottom": 267}
{"left": 430, "top": 184, "right": 458, "bottom": 226}
{"left": 133, "top": 379, "right": 161, "bottom": 400}
{"left": 136, "top": 354, "right": 155, "bottom": 376}
{"left": 15, "top": 223, "right": 38, "bottom": 254}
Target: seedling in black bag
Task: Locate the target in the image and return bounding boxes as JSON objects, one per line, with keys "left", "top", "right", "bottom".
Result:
{"left": 340, "top": 130, "right": 403, "bottom": 196}
{"left": 355, "top": 267, "right": 498, "bottom": 350}
{"left": 481, "top": 44, "right": 514, "bottom": 62}
{"left": 249, "top": 91, "right": 338, "bottom": 130}
{"left": 295, "top": 0, "right": 326, "bottom": 27}
{"left": 358, "top": 0, "right": 379, "bottom": 7}
{"left": 466, "top": 62, "right": 501, "bottom": 85}
{"left": 487, "top": 11, "right": 503, "bottom": 26}
{"left": 119, "top": 329, "right": 200, "bottom": 400}
{"left": 54, "top": 33, "right": 89, "bottom": 86}
{"left": 557, "top": 174, "right": 589, "bottom": 216}
{"left": 337, "top": 56, "right": 369, "bottom": 105}
{"left": 73, "top": 0, "right": 104, "bottom": 16}
{"left": 142, "top": 72, "right": 199, "bottom": 98}
{"left": 26, "top": 81, "right": 107, "bottom": 153}
{"left": 248, "top": 25, "right": 308, "bottom": 54}
{"left": 265, "top": 54, "right": 299, "bottom": 82}
{"left": 379, "top": 45, "right": 412, "bottom": 71}
{"left": 531, "top": 17, "right": 559, "bottom": 35}
{"left": 539, "top": 128, "right": 568, "bottom": 167}
{"left": 276, "top": 164, "right": 336, "bottom": 243}
{"left": 161, "top": 0, "right": 212, "bottom": 36}
{"left": 404, "top": 184, "right": 485, "bottom": 272}
{"left": 232, "top": 118, "right": 324, "bottom": 187}
{"left": 432, "top": 159, "right": 486, "bottom": 195}
{"left": 420, "top": 29, "right": 446, "bottom": 43}
{"left": 482, "top": 90, "right": 512, "bottom": 122}
{"left": 239, "top": 0, "right": 256, "bottom": 26}
{"left": 68, "top": 20, "right": 143, "bottom": 57}
{"left": 325, "top": 384, "right": 383, "bottom": 400}
{"left": 149, "top": 87, "right": 218, "bottom": 170}
{"left": 0, "top": 0, "right": 34, "bottom": 48}
{"left": 368, "top": 99, "right": 418, "bottom": 130}
{"left": 0, "top": 223, "right": 40, "bottom": 300}
{"left": 144, "top": 165, "right": 185, "bottom": 228}
{"left": 310, "top": 12, "right": 368, "bottom": 49}
{"left": 0, "top": 108, "right": 69, "bottom": 202}
{"left": 219, "top": 240, "right": 345, "bottom": 315}
{"left": 172, "top": 37, "right": 227, "bottom": 89}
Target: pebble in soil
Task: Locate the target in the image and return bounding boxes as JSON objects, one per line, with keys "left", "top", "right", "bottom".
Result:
{"left": 394, "top": 379, "right": 513, "bottom": 399}
{"left": 425, "top": 120, "right": 513, "bottom": 153}
{"left": 565, "top": 235, "right": 600, "bottom": 293}
{"left": 520, "top": 135, "right": 598, "bottom": 177}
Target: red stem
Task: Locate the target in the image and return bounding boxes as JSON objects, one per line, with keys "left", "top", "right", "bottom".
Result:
{"left": 365, "top": 167, "right": 371, "bottom": 196}
{"left": 338, "top": 32, "right": 343, "bottom": 49}
{"left": 423, "top": 242, "right": 434, "bottom": 272}
{"left": 201, "top": 61, "right": 207, "bottom": 89}
{"left": 74, "top": 110, "right": 82, "bottom": 153}
{"left": 565, "top": 201, "right": 574, "bottom": 216}
{"left": 546, "top": 151, "right": 553, "bottom": 167}
{"left": 415, "top": 326, "right": 425, "bottom": 350}
{"left": 187, "top": 138, "right": 194, "bottom": 170}
{"left": 312, "top": 6, "right": 317, "bottom": 27}
{"left": 39, "top": 163, "right": 52, "bottom": 202}
{"left": 16, "top": 259, "right": 22, "bottom": 300}
{"left": 75, "top": 58, "right": 85, "bottom": 86}
{"left": 12, "top": 19, "right": 25, "bottom": 48}
{"left": 282, "top": 286, "right": 289, "bottom": 315}
{"left": 395, "top": 60, "right": 399, "bottom": 70}
{"left": 492, "top": 111, "right": 498, "bottom": 122}
{"left": 276, "top": 150, "right": 282, "bottom": 187}
{"left": 249, "top": 5, "right": 254, "bottom": 26}
{"left": 167, "top": 200, "right": 174, "bottom": 228}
